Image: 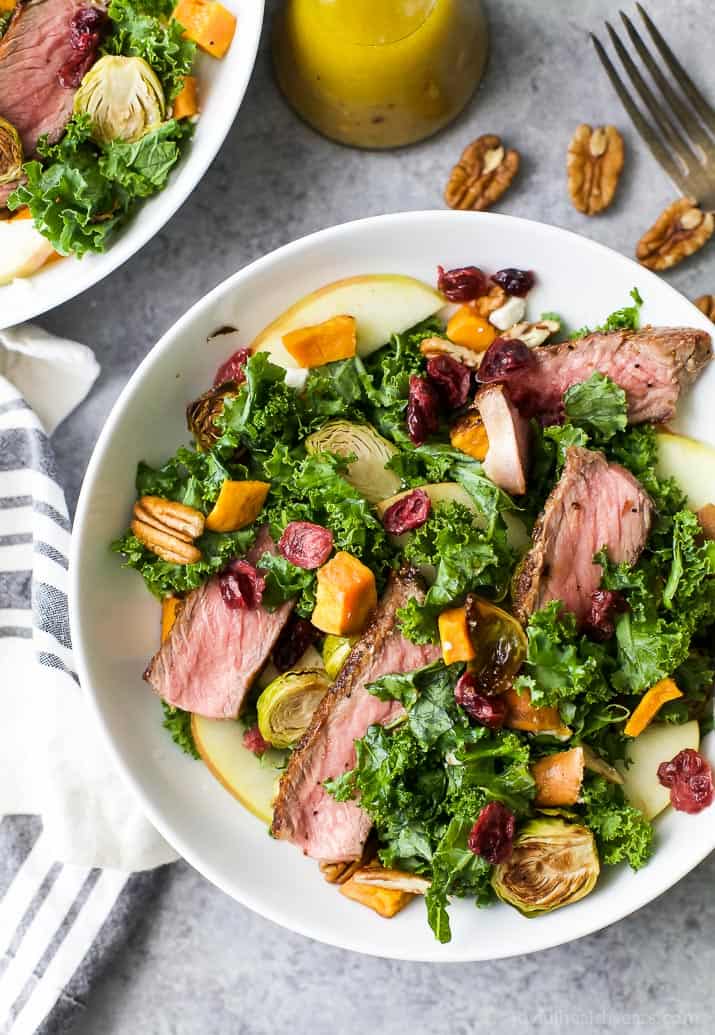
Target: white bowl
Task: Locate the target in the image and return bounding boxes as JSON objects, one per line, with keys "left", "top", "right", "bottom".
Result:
{"left": 0, "top": 0, "right": 264, "bottom": 329}
{"left": 70, "top": 211, "right": 715, "bottom": 961}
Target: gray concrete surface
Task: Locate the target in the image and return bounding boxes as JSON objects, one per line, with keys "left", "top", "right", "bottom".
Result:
{"left": 42, "top": 0, "right": 714, "bottom": 1031}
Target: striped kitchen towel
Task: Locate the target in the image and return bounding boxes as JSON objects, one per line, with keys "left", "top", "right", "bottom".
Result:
{"left": 0, "top": 326, "right": 176, "bottom": 1035}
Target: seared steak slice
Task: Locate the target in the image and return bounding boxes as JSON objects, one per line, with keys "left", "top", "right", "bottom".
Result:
{"left": 0, "top": 0, "right": 104, "bottom": 162}
{"left": 272, "top": 568, "right": 440, "bottom": 862}
{"left": 144, "top": 528, "right": 293, "bottom": 719}
{"left": 480, "top": 326, "right": 711, "bottom": 425}
{"left": 513, "top": 446, "right": 652, "bottom": 624}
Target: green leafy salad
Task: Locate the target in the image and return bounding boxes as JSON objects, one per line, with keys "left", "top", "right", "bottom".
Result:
{"left": 1, "top": 0, "right": 233, "bottom": 262}
{"left": 113, "top": 273, "right": 715, "bottom": 943}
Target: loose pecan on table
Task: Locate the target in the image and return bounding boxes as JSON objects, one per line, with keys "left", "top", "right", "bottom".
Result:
{"left": 445, "top": 134, "right": 520, "bottom": 212}
{"left": 567, "top": 124, "right": 624, "bottom": 215}
{"left": 694, "top": 294, "right": 715, "bottom": 321}
{"left": 636, "top": 198, "right": 714, "bottom": 271}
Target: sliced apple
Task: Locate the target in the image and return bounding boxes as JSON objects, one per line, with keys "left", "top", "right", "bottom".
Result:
{"left": 0, "top": 218, "right": 55, "bottom": 286}
{"left": 616, "top": 719, "right": 700, "bottom": 820}
{"left": 656, "top": 430, "right": 715, "bottom": 511}
{"left": 192, "top": 715, "right": 282, "bottom": 825}
{"left": 250, "top": 274, "right": 444, "bottom": 369}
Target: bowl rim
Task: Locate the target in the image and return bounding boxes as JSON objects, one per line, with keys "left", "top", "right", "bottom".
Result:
{"left": 0, "top": 0, "right": 265, "bottom": 330}
{"left": 69, "top": 209, "right": 715, "bottom": 961}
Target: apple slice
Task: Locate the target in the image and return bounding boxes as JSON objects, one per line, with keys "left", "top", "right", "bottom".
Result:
{"left": 656, "top": 430, "right": 715, "bottom": 511}
{"left": 251, "top": 274, "right": 444, "bottom": 369}
{"left": 192, "top": 715, "right": 281, "bottom": 825}
{"left": 0, "top": 218, "right": 55, "bottom": 286}
{"left": 616, "top": 720, "right": 700, "bottom": 820}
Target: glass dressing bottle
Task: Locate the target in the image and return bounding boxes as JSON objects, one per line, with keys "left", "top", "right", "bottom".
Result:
{"left": 273, "top": 0, "right": 488, "bottom": 149}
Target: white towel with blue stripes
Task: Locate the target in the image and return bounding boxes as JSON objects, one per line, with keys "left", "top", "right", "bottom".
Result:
{"left": 0, "top": 325, "right": 175, "bottom": 1035}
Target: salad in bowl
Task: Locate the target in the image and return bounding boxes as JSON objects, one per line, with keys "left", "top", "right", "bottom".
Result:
{"left": 110, "top": 258, "right": 715, "bottom": 944}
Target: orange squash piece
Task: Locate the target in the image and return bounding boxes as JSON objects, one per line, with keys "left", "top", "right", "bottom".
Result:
{"left": 173, "top": 75, "right": 199, "bottom": 118}
{"left": 161, "top": 596, "right": 182, "bottom": 643}
{"left": 311, "top": 551, "right": 377, "bottom": 636}
{"left": 624, "top": 677, "right": 682, "bottom": 738}
{"left": 173, "top": 0, "right": 236, "bottom": 58}
{"left": 282, "top": 315, "right": 357, "bottom": 368}
{"left": 438, "top": 606, "right": 476, "bottom": 665}
{"left": 8, "top": 208, "right": 32, "bottom": 221}
{"left": 339, "top": 873, "right": 413, "bottom": 918}
{"left": 446, "top": 306, "right": 497, "bottom": 352}
{"left": 450, "top": 410, "right": 489, "bottom": 461}
{"left": 532, "top": 747, "right": 585, "bottom": 806}
{"left": 205, "top": 480, "right": 270, "bottom": 532}
{"left": 503, "top": 686, "right": 571, "bottom": 738}
{"left": 0, "top": 0, "right": 16, "bottom": 12}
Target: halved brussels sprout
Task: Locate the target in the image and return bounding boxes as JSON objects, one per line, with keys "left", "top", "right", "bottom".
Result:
{"left": 0, "top": 117, "right": 23, "bottom": 185}
{"left": 257, "top": 668, "right": 330, "bottom": 749}
{"left": 187, "top": 382, "right": 239, "bottom": 450}
{"left": 322, "top": 634, "right": 357, "bottom": 680}
{"left": 305, "top": 420, "right": 401, "bottom": 504}
{"left": 465, "top": 594, "right": 527, "bottom": 695}
{"left": 492, "top": 818, "right": 599, "bottom": 917}
{"left": 74, "top": 55, "right": 165, "bottom": 146}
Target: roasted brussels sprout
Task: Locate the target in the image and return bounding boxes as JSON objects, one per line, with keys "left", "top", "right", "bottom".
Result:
{"left": 0, "top": 117, "right": 23, "bottom": 186}
{"left": 257, "top": 668, "right": 330, "bottom": 749}
{"left": 305, "top": 420, "right": 401, "bottom": 504}
{"left": 74, "top": 55, "right": 165, "bottom": 145}
{"left": 187, "top": 382, "right": 239, "bottom": 450}
{"left": 492, "top": 818, "right": 599, "bottom": 916}
{"left": 464, "top": 594, "right": 527, "bottom": 695}
{"left": 322, "top": 634, "right": 357, "bottom": 680}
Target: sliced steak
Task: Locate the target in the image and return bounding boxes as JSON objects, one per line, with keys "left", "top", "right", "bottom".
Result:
{"left": 143, "top": 528, "right": 293, "bottom": 719}
{"left": 513, "top": 446, "right": 652, "bottom": 625}
{"left": 272, "top": 568, "right": 440, "bottom": 862}
{"left": 480, "top": 326, "right": 711, "bottom": 425}
{"left": 0, "top": 0, "right": 106, "bottom": 163}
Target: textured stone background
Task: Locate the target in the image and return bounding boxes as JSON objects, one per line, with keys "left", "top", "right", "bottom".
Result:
{"left": 44, "top": 0, "right": 714, "bottom": 1031}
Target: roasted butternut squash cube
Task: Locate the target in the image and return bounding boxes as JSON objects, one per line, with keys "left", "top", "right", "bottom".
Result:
{"left": 624, "top": 677, "right": 682, "bottom": 738}
{"left": 450, "top": 410, "right": 489, "bottom": 461}
{"left": 205, "top": 480, "right": 270, "bottom": 532}
{"left": 311, "top": 551, "right": 377, "bottom": 636}
{"left": 446, "top": 306, "right": 497, "bottom": 351}
{"left": 161, "top": 596, "right": 182, "bottom": 643}
{"left": 532, "top": 747, "right": 585, "bottom": 806}
{"left": 438, "top": 606, "right": 476, "bottom": 665}
{"left": 173, "top": 0, "right": 237, "bottom": 58}
{"left": 339, "top": 874, "right": 414, "bottom": 918}
{"left": 282, "top": 315, "right": 357, "bottom": 368}
{"left": 173, "top": 76, "right": 199, "bottom": 118}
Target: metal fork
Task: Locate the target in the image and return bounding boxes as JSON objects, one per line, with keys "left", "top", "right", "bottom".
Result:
{"left": 592, "top": 4, "right": 715, "bottom": 210}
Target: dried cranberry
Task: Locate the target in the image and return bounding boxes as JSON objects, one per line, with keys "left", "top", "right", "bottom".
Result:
{"left": 243, "top": 725, "right": 269, "bottom": 756}
{"left": 583, "top": 589, "right": 628, "bottom": 641}
{"left": 426, "top": 354, "right": 472, "bottom": 409}
{"left": 467, "top": 801, "right": 516, "bottom": 864}
{"left": 437, "top": 265, "right": 487, "bottom": 302}
{"left": 657, "top": 748, "right": 714, "bottom": 814}
{"left": 478, "top": 337, "right": 536, "bottom": 383}
{"left": 214, "top": 347, "right": 251, "bottom": 386}
{"left": 406, "top": 375, "right": 440, "bottom": 445}
{"left": 382, "top": 489, "right": 431, "bottom": 535}
{"left": 491, "top": 268, "right": 535, "bottom": 297}
{"left": 272, "top": 615, "right": 319, "bottom": 673}
{"left": 278, "top": 521, "right": 334, "bottom": 569}
{"left": 454, "top": 672, "right": 508, "bottom": 728}
{"left": 58, "top": 7, "right": 107, "bottom": 88}
{"left": 219, "top": 560, "right": 265, "bottom": 610}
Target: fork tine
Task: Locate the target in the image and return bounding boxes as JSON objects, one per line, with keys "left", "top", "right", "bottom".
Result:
{"left": 620, "top": 11, "right": 715, "bottom": 157}
{"left": 637, "top": 3, "right": 715, "bottom": 135}
{"left": 606, "top": 21, "right": 699, "bottom": 174}
{"left": 591, "top": 32, "right": 691, "bottom": 196}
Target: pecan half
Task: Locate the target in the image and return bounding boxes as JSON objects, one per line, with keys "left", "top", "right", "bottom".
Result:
{"left": 637, "top": 198, "right": 714, "bottom": 270}
{"left": 420, "top": 336, "right": 483, "bottom": 367}
{"left": 502, "top": 318, "right": 560, "bottom": 347}
{"left": 445, "top": 134, "right": 520, "bottom": 211}
{"left": 695, "top": 294, "right": 715, "bottom": 321}
{"left": 131, "top": 496, "right": 204, "bottom": 564}
{"left": 567, "top": 124, "right": 624, "bottom": 215}
{"left": 473, "top": 283, "right": 507, "bottom": 317}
